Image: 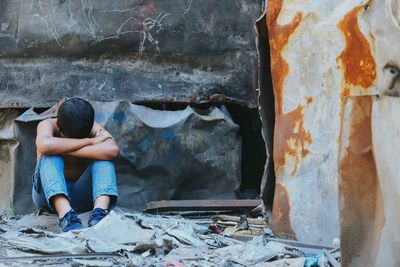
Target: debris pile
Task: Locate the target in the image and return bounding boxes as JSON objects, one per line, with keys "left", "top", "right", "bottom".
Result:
{"left": 0, "top": 210, "right": 341, "bottom": 266}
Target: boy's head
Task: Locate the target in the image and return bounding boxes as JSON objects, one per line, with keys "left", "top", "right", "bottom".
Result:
{"left": 57, "top": 98, "right": 94, "bottom": 138}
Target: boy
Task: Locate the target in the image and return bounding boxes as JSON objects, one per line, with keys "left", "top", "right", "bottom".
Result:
{"left": 32, "top": 98, "right": 119, "bottom": 232}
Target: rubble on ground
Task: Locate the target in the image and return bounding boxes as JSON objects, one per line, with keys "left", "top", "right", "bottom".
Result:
{"left": 0, "top": 209, "right": 340, "bottom": 266}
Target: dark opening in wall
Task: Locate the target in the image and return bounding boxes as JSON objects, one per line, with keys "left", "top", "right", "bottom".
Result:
{"left": 225, "top": 105, "right": 266, "bottom": 198}
{"left": 136, "top": 101, "right": 267, "bottom": 200}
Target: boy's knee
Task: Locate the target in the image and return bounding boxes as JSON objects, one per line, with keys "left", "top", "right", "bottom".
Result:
{"left": 39, "top": 155, "right": 64, "bottom": 177}
{"left": 91, "top": 161, "right": 116, "bottom": 180}
{"left": 92, "top": 160, "right": 115, "bottom": 170}
{"left": 41, "top": 155, "right": 64, "bottom": 166}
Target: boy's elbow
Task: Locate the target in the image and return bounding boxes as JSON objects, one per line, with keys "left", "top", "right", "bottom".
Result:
{"left": 101, "top": 145, "right": 119, "bottom": 160}
{"left": 36, "top": 141, "right": 53, "bottom": 155}
{"left": 109, "top": 145, "right": 119, "bottom": 159}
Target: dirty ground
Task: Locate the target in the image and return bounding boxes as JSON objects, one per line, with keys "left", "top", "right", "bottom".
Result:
{"left": 0, "top": 209, "right": 340, "bottom": 266}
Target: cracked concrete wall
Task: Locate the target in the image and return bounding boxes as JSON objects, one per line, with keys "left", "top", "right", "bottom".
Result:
{"left": 0, "top": 0, "right": 262, "bottom": 107}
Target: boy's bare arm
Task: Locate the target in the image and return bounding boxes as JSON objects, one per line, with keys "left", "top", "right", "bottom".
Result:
{"left": 64, "top": 138, "right": 119, "bottom": 160}
{"left": 63, "top": 123, "right": 119, "bottom": 160}
{"left": 36, "top": 119, "right": 110, "bottom": 156}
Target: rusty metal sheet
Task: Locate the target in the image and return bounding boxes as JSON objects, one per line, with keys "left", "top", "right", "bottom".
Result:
{"left": 263, "top": 0, "right": 381, "bottom": 245}
{"left": 339, "top": 96, "right": 400, "bottom": 267}
{"left": 371, "top": 97, "right": 400, "bottom": 267}
{"left": 338, "top": 96, "right": 384, "bottom": 267}
{"left": 257, "top": 0, "right": 400, "bottom": 264}
{"left": 145, "top": 199, "right": 261, "bottom": 212}
{"left": 338, "top": 2, "right": 400, "bottom": 266}
{"left": 264, "top": 0, "right": 367, "bottom": 244}
{"left": 336, "top": 3, "right": 377, "bottom": 96}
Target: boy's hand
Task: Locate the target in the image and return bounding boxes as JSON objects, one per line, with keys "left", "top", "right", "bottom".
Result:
{"left": 67, "top": 128, "right": 119, "bottom": 160}
{"left": 91, "top": 131, "right": 113, "bottom": 145}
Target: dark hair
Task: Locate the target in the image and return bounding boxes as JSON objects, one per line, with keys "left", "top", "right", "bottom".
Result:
{"left": 57, "top": 98, "right": 94, "bottom": 138}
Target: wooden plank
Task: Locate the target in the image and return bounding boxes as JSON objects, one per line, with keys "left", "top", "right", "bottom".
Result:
{"left": 144, "top": 199, "right": 261, "bottom": 212}
{"left": 264, "top": 237, "right": 334, "bottom": 250}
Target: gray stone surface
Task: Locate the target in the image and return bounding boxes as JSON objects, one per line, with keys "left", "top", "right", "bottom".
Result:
{"left": 0, "top": 0, "right": 262, "bottom": 107}
{"left": 0, "top": 53, "right": 256, "bottom": 107}
{"left": 0, "top": 0, "right": 260, "bottom": 56}
{"left": 8, "top": 101, "right": 241, "bottom": 214}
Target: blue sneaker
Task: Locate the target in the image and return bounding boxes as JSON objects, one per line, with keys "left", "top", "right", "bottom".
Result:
{"left": 59, "top": 210, "right": 84, "bottom": 232}
{"left": 88, "top": 208, "right": 109, "bottom": 227}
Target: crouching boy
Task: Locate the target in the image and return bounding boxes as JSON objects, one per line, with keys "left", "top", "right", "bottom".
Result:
{"left": 32, "top": 98, "right": 119, "bottom": 232}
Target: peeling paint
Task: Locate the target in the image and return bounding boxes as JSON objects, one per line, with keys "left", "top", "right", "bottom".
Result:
{"left": 274, "top": 105, "right": 312, "bottom": 175}
{"left": 267, "top": 0, "right": 303, "bottom": 114}
{"left": 267, "top": 0, "right": 311, "bottom": 175}
{"left": 267, "top": 0, "right": 319, "bottom": 240}
{"left": 272, "top": 183, "right": 297, "bottom": 240}
{"left": 264, "top": 0, "right": 393, "bottom": 253}
{"left": 337, "top": 4, "right": 376, "bottom": 96}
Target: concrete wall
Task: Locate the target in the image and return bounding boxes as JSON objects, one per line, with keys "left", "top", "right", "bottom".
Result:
{"left": 0, "top": 0, "right": 262, "bottom": 107}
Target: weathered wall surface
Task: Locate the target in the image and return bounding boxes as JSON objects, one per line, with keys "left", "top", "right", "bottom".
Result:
{"left": 0, "top": 0, "right": 261, "bottom": 107}
{"left": 338, "top": 2, "right": 400, "bottom": 266}
{"left": 0, "top": 109, "right": 23, "bottom": 214}
{"left": 264, "top": 0, "right": 357, "bottom": 244}
{"left": 0, "top": 0, "right": 262, "bottom": 214}
{"left": 339, "top": 96, "right": 400, "bottom": 267}
{"left": 371, "top": 98, "right": 400, "bottom": 267}
{"left": 3, "top": 102, "right": 241, "bottom": 214}
{"left": 338, "top": 96, "right": 384, "bottom": 267}
{"left": 262, "top": 0, "right": 400, "bottom": 265}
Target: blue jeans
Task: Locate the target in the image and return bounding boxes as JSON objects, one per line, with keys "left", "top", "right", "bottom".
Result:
{"left": 32, "top": 155, "right": 118, "bottom": 212}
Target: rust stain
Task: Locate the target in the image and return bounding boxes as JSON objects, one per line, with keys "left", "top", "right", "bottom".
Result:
{"left": 274, "top": 105, "right": 312, "bottom": 175}
{"left": 272, "top": 183, "right": 297, "bottom": 240}
{"left": 339, "top": 96, "right": 385, "bottom": 267}
{"left": 337, "top": 5, "right": 376, "bottom": 96}
{"left": 267, "top": 0, "right": 311, "bottom": 174}
{"left": 306, "top": 96, "right": 313, "bottom": 104}
{"left": 267, "top": 0, "right": 303, "bottom": 114}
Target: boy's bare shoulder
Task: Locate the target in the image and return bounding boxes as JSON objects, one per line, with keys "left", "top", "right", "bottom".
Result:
{"left": 37, "top": 118, "right": 58, "bottom": 136}
{"left": 37, "top": 118, "right": 57, "bottom": 128}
